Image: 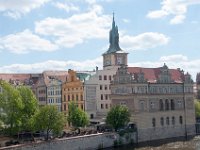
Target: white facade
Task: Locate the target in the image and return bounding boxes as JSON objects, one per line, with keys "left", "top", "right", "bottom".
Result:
{"left": 47, "top": 79, "right": 62, "bottom": 112}
{"left": 84, "top": 68, "right": 118, "bottom": 119}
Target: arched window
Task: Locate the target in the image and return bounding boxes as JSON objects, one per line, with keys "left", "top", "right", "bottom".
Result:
{"left": 76, "top": 95, "right": 79, "bottom": 101}
{"left": 165, "top": 99, "right": 169, "bottom": 110}
{"left": 171, "top": 99, "right": 175, "bottom": 110}
{"left": 68, "top": 95, "right": 70, "bottom": 101}
{"left": 160, "top": 117, "right": 164, "bottom": 126}
{"left": 179, "top": 116, "right": 183, "bottom": 124}
{"left": 64, "top": 95, "right": 66, "bottom": 102}
{"left": 166, "top": 117, "right": 169, "bottom": 125}
{"left": 159, "top": 99, "right": 164, "bottom": 111}
{"left": 172, "top": 116, "right": 175, "bottom": 125}
{"left": 152, "top": 118, "right": 156, "bottom": 127}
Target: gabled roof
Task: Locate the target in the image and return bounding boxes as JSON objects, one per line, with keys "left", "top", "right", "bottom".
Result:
{"left": 128, "top": 67, "right": 184, "bottom": 83}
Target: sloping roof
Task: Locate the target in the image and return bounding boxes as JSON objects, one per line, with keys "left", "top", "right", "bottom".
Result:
{"left": 128, "top": 67, "right": 184, "bottom": 83}
{"left": 43, "top": 71, "right": 68, "bottom": 83}
{"left": 0, "top": 74, "right": 31, "bottom": 82}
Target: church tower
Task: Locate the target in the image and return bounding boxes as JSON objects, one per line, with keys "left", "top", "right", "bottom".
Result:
{"left": 103, "top": 13, "right": 128, "bottom": 69}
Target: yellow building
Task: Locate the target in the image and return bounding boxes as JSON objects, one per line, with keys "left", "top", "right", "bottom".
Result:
{"left": 62, "top": 69, "right": 84, "bottom": 116}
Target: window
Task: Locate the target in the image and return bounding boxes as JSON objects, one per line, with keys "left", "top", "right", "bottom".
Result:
{"left": 99, "top": 75, "right": 102, "bottom": 80}
{"left": 171, "top": 99, "right": 175, "bottom": 110}
{"left": 165, "top": 99, "right": 169, "bottom": 110}
{"left": 64, "top": 104, "right": 66, "bottom": 111}
{"left": 68, "top": 95, "right": 70, "bottom": 101}
{"left": 105, "top": 85, "right": 107, "bottom": 90}
{"left": 101, "top": 94, "right": 103, "bottom": 100}
{"left": 100, "top": 85, "right": 102, "bottom": 90}
{"left": 76, "top": 95, "right": 78, "bottom": 101}
{"left": 90, "top": 114, "right": 94, "bottom": 119}
{"left": 166, "top": 117, "right": 169, "bottom": 125}
{"left": 159, "top": 99, "right": 164, "bottom": 111}
{"left": 150, "top": 102, "right": 155, "bottom": 109}
{"left": 64, "top": 95, "right": 66, "bottom": 102}
{"left": 104, "top": 75, "right": 107, "bottom": 80}
{"left": 101, "top": 104, "right": 104, "bottom": 109}
{"left": 152, "top": 118, "right": 156, "bottom": 127}
{"left": 81, "top": 95, "right": 83, "bottom": 101}
{"left": 172, "top": 116, "right": 175, "bottom": 125}
{"left": 81, "top": 104, "right": 84, "bottom": 110}
{"left": 178, "top": 100, "right": 182, "bottom": 108}
{"left": 120, "top": 101, "right": 126, "bottom": 107}
{"left": 160, "top": 117, "right": 164, "bottom": 126}
{"left": 109, "top": 75, "right": 112, "bottom": 81}
{"left": 105, "top": 94, "right": 108, "bottom": 100}
{"left": 72, "top": 95, "right": 74, "bottom": 101}
{"left": 105, "top": 104, "right": 108, "bottom": 109}
{"left": 179, "top": 116, "right": 183, "bottom": 124}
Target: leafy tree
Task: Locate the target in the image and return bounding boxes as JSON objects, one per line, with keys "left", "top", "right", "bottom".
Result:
{"left": 195, "top": 100, "right": 200, "bottom": 118}
{"left": 106, "top": 105, "right": 130, "bottom": 131}
{"left": 0, "top": 80, "right": 24, "bottom": 136}
{"left": 17, "top": 86, "right": 39, "bottom": 131}
{"left": 67, "top": 102, "right": 89, "bottom": 128}
{"left": 33, "top": 105, "right": 65, "bottom": 140}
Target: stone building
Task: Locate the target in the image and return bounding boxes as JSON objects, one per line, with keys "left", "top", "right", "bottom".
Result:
{"left": 62, "top": 69, "right": 89, "bottom": 116}
{"left": 110, "top": 65, "right": 196, "bottom": 142}
{"left": 33, "top": 71, "right": 67, "bottom": 110}
{"left": 84, "top": 14, "right": 128, "bottom": 121}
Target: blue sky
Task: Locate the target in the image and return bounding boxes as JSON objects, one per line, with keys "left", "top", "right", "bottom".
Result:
{"left": 0, "top": 0, "right": 200, "bottom": 80}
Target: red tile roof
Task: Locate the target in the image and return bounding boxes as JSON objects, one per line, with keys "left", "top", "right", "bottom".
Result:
{"left": 0, "top": 74, "right": 31, "bottom": 82}
{"left": 128, "top": 67, "right": 184, "bottom": 83}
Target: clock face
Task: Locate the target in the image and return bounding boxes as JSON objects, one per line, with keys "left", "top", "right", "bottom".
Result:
{"left": 117, "top": 56, "right": 122, "bottom": 64}
{"left": 106, "top": 60, "right": 110, "bottom": 65}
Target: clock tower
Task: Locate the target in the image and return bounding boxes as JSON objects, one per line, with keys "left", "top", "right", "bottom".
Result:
{"left": 103, "top": 13, "right": 128, "bottom": 69}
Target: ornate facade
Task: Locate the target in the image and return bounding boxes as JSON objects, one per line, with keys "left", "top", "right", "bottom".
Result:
{"left": 62, "top": 69, "right": 85, "bottom": 116}
{"left": 110, "top": 65, "right": 195, "bottom": 142}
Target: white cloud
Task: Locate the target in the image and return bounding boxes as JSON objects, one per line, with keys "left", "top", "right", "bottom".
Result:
{"left": 170, "top": 15, "right": 185, "bottom": 24}
{"left": 35, "top": 4, "right": 110, "bottom": 48}
{"left": 0, "top": 54, "right": 199, "bottom": 80}
{"left": 0, "top": 57, "right": 103, "bottom": 73}
{"left": 147, "top": 0, "right": 200, "bottom": 24}
{"left": 129, "top": 54, "right": 198, "bottom": 80}
{"left": 160, "top": 54, "right": 188, "bottom": 62}
{"left": 120, "top": 32, "right": 170, "bottom": 51}
{"left": 0, "top": 29, "right": 58, "bottom": 54}
{"left": 0, "top": 0, "right": 51, "bottom": 19}
{"left": 53, "top": 2, "right": 79, "bottom": 12}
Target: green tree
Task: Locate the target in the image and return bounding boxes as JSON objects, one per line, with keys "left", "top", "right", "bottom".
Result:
{"left": 195, "top": 100, "right": 200, "bottom": 118}
{"left": 106, "top": 105, "right": 130, "bottom": 131}
{"left": 0, "top": 80, "right": 24, "bottom": 136}
{"left": 34, "top": 105, "right": 65, "bottom": 140}
{"left": 17, "top": 86, "right": 39, "bottom": 131}
{"left": 67, "top": 102, "right": 89, "bottom": 128}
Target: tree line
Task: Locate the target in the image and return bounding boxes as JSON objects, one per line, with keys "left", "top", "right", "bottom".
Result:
{"left": 0, "top": 80, "right": 131, "bottom": 141}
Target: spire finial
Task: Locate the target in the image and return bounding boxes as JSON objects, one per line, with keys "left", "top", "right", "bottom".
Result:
{"left": 112, "top": 12, "right": 115, "bottom": 29}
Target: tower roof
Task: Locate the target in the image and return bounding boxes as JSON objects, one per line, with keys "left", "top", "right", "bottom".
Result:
{"left": 103, "top": 13, "right": 125, "bottom": 55}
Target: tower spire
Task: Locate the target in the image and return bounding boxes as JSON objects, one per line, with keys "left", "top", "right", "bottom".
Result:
{"left": 112, "top": 12, "right": 115, "bottom": 29}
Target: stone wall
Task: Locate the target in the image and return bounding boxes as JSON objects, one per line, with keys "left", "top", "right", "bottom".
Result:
{"left": 138, "top": 124, "right": 196, "bottom": 142}
{"left": 0, "top": 132, "right": 136, "bottom": 150}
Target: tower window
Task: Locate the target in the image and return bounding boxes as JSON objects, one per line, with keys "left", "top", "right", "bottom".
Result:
{"left": 99, "top": 75, "right": 102, "bottom": 80}
{"left": 152, "top": 118, "right": 156, "bottom": 127}
{"left": 104, "top": 75, "right": 107, "bottom": 80}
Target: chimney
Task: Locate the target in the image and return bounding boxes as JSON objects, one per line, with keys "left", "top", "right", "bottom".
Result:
{"left": 96, "top": 66, "right": 98, "bottom": 71}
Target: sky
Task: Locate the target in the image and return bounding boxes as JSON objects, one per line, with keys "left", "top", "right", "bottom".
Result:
{"left": 0, "top": 0, "right": 200, "bottom": 80}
